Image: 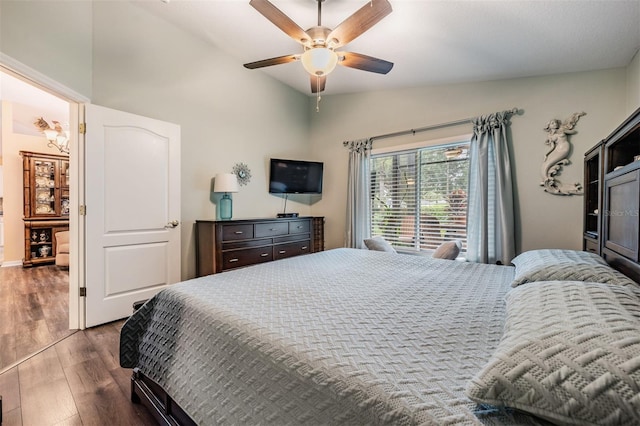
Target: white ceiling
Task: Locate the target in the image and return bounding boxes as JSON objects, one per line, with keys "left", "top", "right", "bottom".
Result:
{"left": 1, "top": 0, "right": 638, "bottom": 120}
{"left": 136, "top": 0, "right": 640, "bottom": 96}
{"left": 0, "top": 71, "right": 70, "bottom": 136}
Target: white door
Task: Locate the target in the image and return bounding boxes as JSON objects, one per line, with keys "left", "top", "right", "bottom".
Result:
{"left": 84, "top": 104, "right": 180, "bottom": 327}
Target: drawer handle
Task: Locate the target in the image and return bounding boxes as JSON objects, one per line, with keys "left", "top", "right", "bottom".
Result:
{"left": 260, "top": 253, "right": 269, "bottom": 257}
{"left": 279, "top": 250, "right": 286, "bottom": 254}
{"left": 269, "top": 228, "right": 277, "bottom": 231}
{"left": 234, "top": 231, "right": 243, "bottom": 235}
{"left": 301, "top": 246, "right": 308, "bottom": 250}
{"left": 229, "top": 258, "right": 239, "bottom": 263}
{"left": 297, "top": 226, "right": 303, "bottom": 229}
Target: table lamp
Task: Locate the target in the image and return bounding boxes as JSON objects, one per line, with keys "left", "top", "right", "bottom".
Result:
{"left": 214, "top": 173, "right": 239, "bottom": 220}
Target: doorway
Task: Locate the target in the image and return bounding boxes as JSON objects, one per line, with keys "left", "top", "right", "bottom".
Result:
{"left": 0, "top": 67, "right": 78, "bottom": 372}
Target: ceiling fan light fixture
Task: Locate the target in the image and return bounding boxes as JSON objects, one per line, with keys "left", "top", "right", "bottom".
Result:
{"left": 301, "top": 48, "right": 338, "bottom": 76}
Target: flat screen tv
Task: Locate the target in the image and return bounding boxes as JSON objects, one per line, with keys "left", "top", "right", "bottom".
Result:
{"left": 269, "top": 158, "right": 323, "bottom": 194}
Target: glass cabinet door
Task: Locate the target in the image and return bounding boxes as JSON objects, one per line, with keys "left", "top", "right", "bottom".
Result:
{"left": 33, "top": 159, "right": 57, "bottom": 216}
{"left": 60, "top": 160, "right": 70, "bottom": 216}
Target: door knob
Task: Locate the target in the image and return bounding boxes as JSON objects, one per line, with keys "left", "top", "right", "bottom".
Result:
{"left": 165, "top": 220, "right": 179, "bottom": 228}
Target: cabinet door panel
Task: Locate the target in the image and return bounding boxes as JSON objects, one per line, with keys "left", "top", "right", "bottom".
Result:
{"left": 604, "top": 169, "right": 639, "bottom": 261}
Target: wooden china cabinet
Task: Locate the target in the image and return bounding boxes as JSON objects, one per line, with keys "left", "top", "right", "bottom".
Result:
{"left": 20, "top": 151, "right": 70, "bottom": 267}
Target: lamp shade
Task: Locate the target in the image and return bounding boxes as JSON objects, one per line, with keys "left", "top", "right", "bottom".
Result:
{"left": 301, "top": 48, "right": 338, "bottom": 76}
{"left": 214, "top": 173, "right": 239, "bottom": 193}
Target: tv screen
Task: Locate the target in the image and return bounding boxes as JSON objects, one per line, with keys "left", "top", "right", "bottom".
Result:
{"left": 269, "top": 158, "right": 323, "bottom": 194}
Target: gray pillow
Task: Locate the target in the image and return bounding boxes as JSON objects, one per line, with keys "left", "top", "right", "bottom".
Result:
{"left": 511, "top": 249, "right": 636, "bottom": 288}
{"left": 363, "top": 236, "right": 396, "bottom": 253}
{"left": 466, "top": 281, "right": 640, "bottom": 425}
{"left": 432, "top": 240, "right": 461, "bottom": 260}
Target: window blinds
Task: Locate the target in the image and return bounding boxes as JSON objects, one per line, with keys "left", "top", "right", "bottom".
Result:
{"left": 371, "top": 143, "right": 470, "bottom": 252}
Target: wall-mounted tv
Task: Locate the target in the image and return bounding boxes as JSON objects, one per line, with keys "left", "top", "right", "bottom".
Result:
{"left": 269, "top": 158, "right": 324, "bottom": 194}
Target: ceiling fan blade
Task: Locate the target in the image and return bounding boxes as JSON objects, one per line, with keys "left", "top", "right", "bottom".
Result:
{"left": 327, "top": 0, "right": 392, "bottom": 48}
{"left": 249, "top": 0, "right": 310, "bottom": 45}
{"left": 339, "top": 52, "right": 393, "bottom": 74}
{"left": 244, "top": 54, "right": 299, "bottom": 69}
{"left": 311, "top": 75, "right": 326, "bottom": 93}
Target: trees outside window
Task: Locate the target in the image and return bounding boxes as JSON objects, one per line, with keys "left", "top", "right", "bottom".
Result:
{"left": 370, "top": 142, "right": 470, "bottom": 252}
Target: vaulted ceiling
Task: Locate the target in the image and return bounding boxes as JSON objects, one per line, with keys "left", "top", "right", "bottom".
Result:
{"left": 136, "top": 0, "right": 640, "bottom": 95}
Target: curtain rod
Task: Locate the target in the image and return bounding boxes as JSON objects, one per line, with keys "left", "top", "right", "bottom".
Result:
{"left": 368, "top": 107, "right": 519, "bottom": 142}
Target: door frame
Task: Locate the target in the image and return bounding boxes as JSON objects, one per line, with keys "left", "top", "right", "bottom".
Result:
{"left": 1, "top": 53, "right": 90, "bottom": 329}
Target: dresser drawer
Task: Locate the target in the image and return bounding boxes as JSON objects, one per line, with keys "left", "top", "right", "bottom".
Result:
{"left": 274, "top": 240, "right": 311, "bottom": 260}
{"left": 289, "top": 220, "right": 310, "bottom": 234}
{"left": 222, "top": 246, "right": 273, "bottom": 270}
{"left": 221, "top": 224, "right": 254, "bottom": 241}
{"left": 255, "top": 222, "right": 288, "bottom": 238}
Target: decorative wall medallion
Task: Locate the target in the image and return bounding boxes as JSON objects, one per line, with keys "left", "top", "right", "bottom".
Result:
{"left": 232, "top": 162, "right": 251, "bottom": 186}
{"left": 540, "top": 112, "right": 586, "bottom": 196}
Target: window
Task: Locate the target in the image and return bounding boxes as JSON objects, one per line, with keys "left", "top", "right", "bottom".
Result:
{"left": 370, "top": 139, "right": 470, "bottom": 253}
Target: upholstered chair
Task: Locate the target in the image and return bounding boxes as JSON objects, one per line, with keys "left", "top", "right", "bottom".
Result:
{"left": 55, "top": 230, "right": 70, "bottom": 268}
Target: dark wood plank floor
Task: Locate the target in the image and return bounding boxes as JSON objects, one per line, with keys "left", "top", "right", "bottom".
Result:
{"left": 0, "top": 320, "right": 157, "bottom": 425}
{"left": 0, "top": 265, "right": 157, "bottom": 424}
{"left": 0, "top": 265, "right": 73, "bottom": 371}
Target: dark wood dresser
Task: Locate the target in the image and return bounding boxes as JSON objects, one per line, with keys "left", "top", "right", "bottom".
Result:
{"left": 195, "top": 217, "right": 324, "bottom": 276}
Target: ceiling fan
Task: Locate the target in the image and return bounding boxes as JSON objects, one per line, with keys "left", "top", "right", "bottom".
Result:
{"left": 244, "top": 0, "right": 394, "bottom": 94}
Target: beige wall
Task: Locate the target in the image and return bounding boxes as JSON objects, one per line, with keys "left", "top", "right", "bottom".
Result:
{"left": 0, "top": 1, "right": 93, "bottom": 98}
{"left": 2, "top": 1, "right": 639, "bottom": 273}
{"left": 1, "top": 1, "right": 315, "bottom": 279}
{"left": 309, "top": 69, "right": 631, "bottom": 256}
{"left": 627, "top": 49, "right": 640, "bottom": 114}
{"left": 91, "top": 1, "right": 312, "bottom": 279}
{"left": 1, "top": 101, "right": 67, "bottom": 265}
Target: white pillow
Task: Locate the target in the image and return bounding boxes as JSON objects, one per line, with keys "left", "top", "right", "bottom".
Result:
{"left": 363, "top": 236, "right": 396, "bottom": 253}
{"left": 510, "top": 249, "right": 636, "bottom": 288}
{"left": 466, "top": 281, "right": 640, "bottom": 425}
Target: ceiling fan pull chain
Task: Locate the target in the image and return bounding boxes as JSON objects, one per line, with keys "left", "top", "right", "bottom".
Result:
{"left": 316, "top": 75, "right": 322, "bottom": 112}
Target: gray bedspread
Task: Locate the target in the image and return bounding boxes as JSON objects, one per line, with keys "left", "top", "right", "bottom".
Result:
{"left": 120, "top": 248, "right": 545, "bottom": 425}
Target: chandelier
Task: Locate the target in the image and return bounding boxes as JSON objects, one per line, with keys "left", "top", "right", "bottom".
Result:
{"left": 34, "top": 117, "right": 70, "bottom": 154}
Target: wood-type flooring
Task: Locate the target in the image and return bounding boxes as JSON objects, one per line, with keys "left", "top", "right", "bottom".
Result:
{"left": 0, "top": 265, "right": 156, "bottom": 425}
{"left": 0, "top": 320, "right": 156, "bottom": 425}
{"left": 0, "top": 265, "right": 73, "bottom": 370}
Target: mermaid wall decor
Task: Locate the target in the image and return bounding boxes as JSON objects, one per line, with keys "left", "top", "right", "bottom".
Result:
{"left": 540, "top": 112, "right": 586, "bottom": 195}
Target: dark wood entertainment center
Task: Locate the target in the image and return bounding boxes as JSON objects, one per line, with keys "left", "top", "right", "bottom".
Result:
{"left": 583, "top": 107, "right": 640, "bottom": 282}
{"left": 195, "top": 216, "right": 325, "bottom": 276}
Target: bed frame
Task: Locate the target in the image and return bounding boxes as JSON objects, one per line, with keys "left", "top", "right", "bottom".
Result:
{"left": 131, "top": 368, "right": 196, "bottom": 426}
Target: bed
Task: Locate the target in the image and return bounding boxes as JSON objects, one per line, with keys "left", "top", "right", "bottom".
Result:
{"left": 120, "top": 248, "right": 640, "bottom": 425}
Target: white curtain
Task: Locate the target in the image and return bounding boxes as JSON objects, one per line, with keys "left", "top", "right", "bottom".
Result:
{"left": 344, "top": 138, "right": 373, "bottom": 248}
{"left": 466, "top": 111, "right": 516, "bottom": 264}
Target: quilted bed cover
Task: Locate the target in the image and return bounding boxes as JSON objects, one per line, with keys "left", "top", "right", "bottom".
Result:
{"left": 120, "top": 248, "right": 544, "bottom": 425}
